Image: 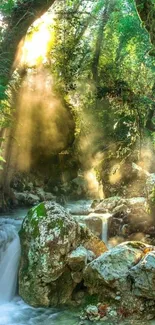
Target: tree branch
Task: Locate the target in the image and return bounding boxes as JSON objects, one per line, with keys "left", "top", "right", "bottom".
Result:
{"left": 146, "top": 107, "right": 155, "bottom": 131}
{"left": 135, "top": 0, "right": 155, "bottom": 49}
{"left": 0, "top": 0, "right": 56, "bottom": 87}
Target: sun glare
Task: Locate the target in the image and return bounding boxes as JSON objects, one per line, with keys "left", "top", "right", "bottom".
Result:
{"left": 21, "top": 13, "right": 54, "bottom": 66}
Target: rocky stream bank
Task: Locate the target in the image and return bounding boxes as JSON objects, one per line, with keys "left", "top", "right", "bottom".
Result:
{"left": 6, "top": 164, "right": 155, "bottom": 323}
{"left": 18, "top": 199, "right": 155, "bottom": 324}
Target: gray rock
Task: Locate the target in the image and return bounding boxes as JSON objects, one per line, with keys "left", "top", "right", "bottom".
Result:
{"left": 35, "top": 188, "right": 45, "bottom": 201}
{"left": 19, "top": 201, "right": 107, "bottom": 307}
{"left": 107, "top": 196, "right": 150, "bottom": 239}
{"left": 44, "top": 192, "right": 56, "bottom": 201}
{"left": 85, "top": 305, "right": 98, "bottom": 315}
{"left": 94, "top": 196, "right": 123, "bottom": 213}
{"left": 84, "top": 242, "right": 145, "bottom": 295}
{"left": 25, "top": 182, "right": 34, "bottom": 191}
{"left": 73, "top": 214, "right": 103, "bottom": 238}
{"left": 67, "top": 246, "right": 88, "bottom": 271}
{"left": 14, "top": 192, "right": 27, "bottom": 204}
{"left": 27, "top": 193, "right": 40, "bottom": 206}
{"left": 130, "top": 250, "right": 155, "bottom": 299}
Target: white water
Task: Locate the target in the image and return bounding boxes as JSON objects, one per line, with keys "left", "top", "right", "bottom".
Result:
{"left": 100, "top": 213, "right": 111, "bottom": 244}
{"left": 82, "top": 211, "right": 111, "bottom": 244}
{"left": 0, "top": 218, "right": 22, "bottom": 304}
{"left": 101, "top": 215, "right": 108, "bottom": 243}
{"left": 0, "top": 233, "right": 20, "bottom": 303}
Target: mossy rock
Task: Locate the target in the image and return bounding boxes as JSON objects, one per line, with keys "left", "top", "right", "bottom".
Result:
{"left": 19, "top": 201, "right": 107, "bottom": 307}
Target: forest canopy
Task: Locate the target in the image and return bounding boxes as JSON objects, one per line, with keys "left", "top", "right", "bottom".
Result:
{"left": 0, "top": 0, "right": 155, "bottom": 204}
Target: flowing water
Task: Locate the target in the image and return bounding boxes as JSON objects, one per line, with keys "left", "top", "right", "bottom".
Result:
{"left": 100, "top": 213, "right": 111, "bottom": 244}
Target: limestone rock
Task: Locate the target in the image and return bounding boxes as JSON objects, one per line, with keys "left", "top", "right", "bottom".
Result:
{"left": 27, "top": 193, "right": 40, "bottom": 206}
{"left": 73, "top": 214, "right": 102, "bottom": 238}
{"left": 19, "top": 201, "right": 107, "bottom": 307}
{"left": 67, "top": 246, "right": 88, "bottom": 271}
{"left": 84, "top": 305, "right": 100, "bottom": 321}
{"left": 94, "top": 196, "right": 123, "bottom": 213}
{"left": 35, "top": 188, "right": 45, "bottom": 201}
{"left": 83, "top": 242, "right": 145, "bottom": 296}
{"left": 104, "top": 196, "right": 150, "bottom": 240}
{"left": 130, "top": 250, "right": 155, "bottom": 299}
{"left": 14, "top": 192, "right": 27, "bottom": 205}
{"left": 44, "top": 192, "right": 56, "bottom": 201}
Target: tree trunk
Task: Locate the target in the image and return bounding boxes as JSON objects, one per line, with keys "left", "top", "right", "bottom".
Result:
{"left": 135, "top": 1, "right": 155, "bottom": 131}
{"left": 0, "top": 0, "right": 56, "bottom": 210}
{"left": 0, "top": 0, "right": 56, "bottom": 88}
{"left": 135, "top": 0, "right": 155, "bottom": 48}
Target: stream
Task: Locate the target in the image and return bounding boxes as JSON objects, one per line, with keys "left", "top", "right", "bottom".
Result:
{"left": 0, "top": 203, "right": 154, "bottom": 325}
{"left": 0, "top": 207, "right": 84, "bottom": 325}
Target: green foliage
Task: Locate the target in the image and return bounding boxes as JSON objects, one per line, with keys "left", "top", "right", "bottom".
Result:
{"left": 0, "top": 0, "right": 17, "bottom": 16}
{"left": 0, "top": 85, "right": 7, "bottom": 100}
{"left": 37, "top": 0, "right": 155, "bottom": 173}
{"left": 1, "top": 0, "right": 155, "bottom": 178}
{"left": 0, "top": 146, "right": 6, "bottom": 170}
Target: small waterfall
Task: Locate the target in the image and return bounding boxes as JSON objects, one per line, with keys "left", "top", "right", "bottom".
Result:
{"left": 99, "top": 213, "right": 111, "bottom": 244}
{"left": 0, "top": 223, "right": 21, "bottom": 304}
{"left": 85, "top": 212, "right": 111, "bottom": 245}
{"left": 101, "top": 217, "right": 108, "bottom": 243}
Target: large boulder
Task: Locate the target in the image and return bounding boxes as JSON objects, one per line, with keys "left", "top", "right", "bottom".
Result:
{"left": 19, "top": 201, "right": 107, "bottom": 307}
{"left": 83, "top": 242, "right": 149, "bottom": 298}
{"left": 73, "top": 214, "right": 103, "bottom": 238}
{"left": 130, "top": 250, "right": 155, "bottom": 299}
{"left": 26, "top": 193, "right": 40, "bottom": 206}
{"left": 94, "top": 196, "right": 123, "bottom": 213}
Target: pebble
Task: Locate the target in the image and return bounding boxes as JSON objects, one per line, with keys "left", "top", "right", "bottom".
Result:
{"left": 109, "top": 310, "right": 117, "bottom": 317}
{"left": 86, "top": 305, "right": 98, "bottom": 315}
{"left": 115, "top": 295, "right": 121, "bottom": 301}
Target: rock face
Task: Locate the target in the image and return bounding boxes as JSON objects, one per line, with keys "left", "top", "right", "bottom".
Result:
{"left": 83, "top": 242, "right": 145, "bottom": 297}
{"left": 73, "top": 214, "right": 103, "bottom": 239}
{"left": 83, "top": 241, "right": 155, "bottom": 307}
{"left": 14, "top": 190, "right": 56, "bottom": 207}
{"left": 93, "top": 196, "right": 155, "bottom": 244}
{"left": 130, "top": 250, "right": 155, "bottom": 299}
{"left": 94, "top": 196, "right": 123, "bottom": 213}
{"left": 19, "top": 201, "right": 107, "bottom": 307}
